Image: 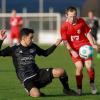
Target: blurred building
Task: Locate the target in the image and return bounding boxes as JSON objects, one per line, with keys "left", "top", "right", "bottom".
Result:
{"left": 0, "top": 0, "right": 99, "bottom": 17}
{"left": 81, "top": 0, "right": 100, "bottom": 17}
{"left": 0, "top": 0, "right": 84, "bottom": 13}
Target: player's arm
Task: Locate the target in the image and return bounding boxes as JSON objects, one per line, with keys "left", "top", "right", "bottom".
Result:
{"left": 61, "top": 24, "right": 72, "bottom": 51}
{"left": 63, "top": 40, "right": 78, "bottom": 58}
{"left": 0, "top": 43, "right": 12, "bottom": 56}
{"left": 0, "top": 30, "right": 12, "bottom": 56}
{"left": 19, "top": 20, "right": 23, "bottom": 26}
{"left": 83, "top": 19, "right": 98, "bottom": 51}
{"left": 86, "top": 32, "right": 98, "bottom": 51}
{"left": 61, "top": 24, "right": 78, "bottom": 58}
{"left": 94, "top": 20, "right": 99, "bottom": 29}
{"left": 0, "top": 29, "right": 7, "bottom": 49}
{"left": 86, "top": 31, "right": 96, "bottom": 45}
{"left": 18, "top": 17, "right": 23, "bottom": 26}
{"left": 36, "top": 39, "right": 62, "bottom": 57}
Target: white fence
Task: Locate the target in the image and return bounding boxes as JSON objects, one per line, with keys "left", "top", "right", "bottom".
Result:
{"left": 0, "top": 13, "right": 100, "bottom": 45}
{"left": 0, "top": 13, "right": 61, "bottom": 44}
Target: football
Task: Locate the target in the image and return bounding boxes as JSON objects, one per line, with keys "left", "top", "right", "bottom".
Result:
{"left": 79, "top": 45, "right": 94, "bottom": 59}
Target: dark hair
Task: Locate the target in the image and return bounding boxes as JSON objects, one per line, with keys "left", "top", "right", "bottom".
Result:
{"left": 65, "top": 6, "right": 77, "bottom": 15}
{"left": 88, "top": 10, "right": 94, "bottom": 14}
{"left": 20, "top": 28, "right": 34, "bottom": 38}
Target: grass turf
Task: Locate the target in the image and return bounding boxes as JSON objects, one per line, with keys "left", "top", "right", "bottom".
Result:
{"left": 0, "top": 45, "right": 100, "bottom": 100}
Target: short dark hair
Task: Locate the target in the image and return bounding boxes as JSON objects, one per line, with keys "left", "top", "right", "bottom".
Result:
{"left": 20, "top": 28, "right": 34, "bottom": 38}
{"left": 88, "top": 10, "right": 94, "bottom": 14}
{"left": 65, "top": 6, "right": 77, "bottom": 14}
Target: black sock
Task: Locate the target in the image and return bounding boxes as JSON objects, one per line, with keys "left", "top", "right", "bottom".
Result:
{"left": 59, "top": 72, "right": 70, "bottom": 90}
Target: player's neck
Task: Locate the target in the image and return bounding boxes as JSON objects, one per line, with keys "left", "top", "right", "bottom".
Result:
{"left": 20, "top": 40, "right": 28, "bottom": 47}
{"left": 66, "top": 19, "right": 77, "bottom": 25}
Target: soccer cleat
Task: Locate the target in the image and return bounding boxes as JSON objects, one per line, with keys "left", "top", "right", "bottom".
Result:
{"left": 90, "top": 83, "right": 97, "bottom": 94}
{"left": 77, "top": 89, "right": 82, "bottom": 96}
{"left": 63, "top": 88, "right": 77, "bottom": 95}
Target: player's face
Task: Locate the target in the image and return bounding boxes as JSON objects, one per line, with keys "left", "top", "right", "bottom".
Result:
{"left": 11, "top": 10, "right": 16, "bottom": 17}
{"left": 88, "top": 12, "right": 94, "bottom": 19}
{"left": 66, "top": 11, "right": 77, "bottom": 24}
{"left": 24, "top": 33, "right": 34, "bottom": 46}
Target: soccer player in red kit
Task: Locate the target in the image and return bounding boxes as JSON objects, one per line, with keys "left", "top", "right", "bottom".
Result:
{"left": 10, "top": 10, "right": 23, "bottom": 46}
{"left": 61, "top": 6, "right": 98, "bottom": 95}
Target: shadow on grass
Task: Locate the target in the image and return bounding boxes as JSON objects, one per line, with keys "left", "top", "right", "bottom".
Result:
{"left": 40, "top": 92, "right": 100, "bottom": 97}
{"left": 41, "top": 94, "right": 71, "bottom": 97}
{"left": 82, "top": 92, "right": 100, "bottom": 96}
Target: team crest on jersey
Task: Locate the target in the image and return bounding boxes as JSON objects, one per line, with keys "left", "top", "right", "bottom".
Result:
{"left": 77, "top": 29, "right": 81, "bottom": 34}
{"left": 30, "top": 49, "right": 35, "bottom": 53}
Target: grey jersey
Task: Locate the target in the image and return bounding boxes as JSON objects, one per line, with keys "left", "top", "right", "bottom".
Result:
{"left": 0, "top": 41, "right": 56, "bottom": 82}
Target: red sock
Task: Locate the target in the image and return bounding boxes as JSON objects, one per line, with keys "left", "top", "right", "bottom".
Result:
{"left": 87, "top": 68, "right": 95, "bottom": 83}
{"left": 76, "top": 74, "right": 83, "bottom": 89}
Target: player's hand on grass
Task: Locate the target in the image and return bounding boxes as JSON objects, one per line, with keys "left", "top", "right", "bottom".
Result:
{"left": 70, "top": 50, "right": 78, "bottom": 58}
{"left": 0, "top": 29, "right": 7, "bottom": 40}
{"left": 55, "top": 39, "right": 62, "bottom": 46}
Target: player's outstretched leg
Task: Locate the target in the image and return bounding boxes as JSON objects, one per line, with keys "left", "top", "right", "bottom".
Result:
{"left": 52, "top": 68, "right": 77, "bottom": 95}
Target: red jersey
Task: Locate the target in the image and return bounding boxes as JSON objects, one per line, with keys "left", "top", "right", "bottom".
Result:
{"left": 10, "top": 16, "right": 22, "bottom": 30}
{"left": 61, "top": 18, "right": 91, "bottom": 51}
{"left": 10, "top": 16, "right": 23, "bottom": 39}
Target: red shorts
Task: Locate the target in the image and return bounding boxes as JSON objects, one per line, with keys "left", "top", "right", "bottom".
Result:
{"left": 70, "top": 52, "right": 93, "bottom": 64}
{"left": 10, "top": 30, "right": 20, "bottom": 39}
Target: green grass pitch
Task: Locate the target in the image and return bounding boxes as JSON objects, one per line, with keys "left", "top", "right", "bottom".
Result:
{"left": 0, "top": 45, "right": 100, "bottom": 100}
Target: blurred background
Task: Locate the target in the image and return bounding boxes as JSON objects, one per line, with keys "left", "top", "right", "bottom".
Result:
{"left": 0, "top": 0, "right": 100, "bottom": 44}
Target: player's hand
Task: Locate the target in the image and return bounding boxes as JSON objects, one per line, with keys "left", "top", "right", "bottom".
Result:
{"left": 70, "top": 50, "right": 78, "bottom": 58}
{"left": 55, "top": 39, "right": 62, "bottom": 46}
{"left": 0, "top": 29, "right": 7, "bottom": 40}
{"left": 92, "top": 44, "right": 99, "bottom": 52}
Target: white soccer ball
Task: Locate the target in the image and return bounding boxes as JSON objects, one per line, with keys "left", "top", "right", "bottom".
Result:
{"left": 79, "top": 45, "right": 94, "bottom": 59}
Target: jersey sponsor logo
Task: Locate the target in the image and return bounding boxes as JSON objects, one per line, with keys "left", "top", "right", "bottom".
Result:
{"left": 19, "top": 55, "right": 34, "bottom": 65}
{"left": 71, "top": 35, "right": 79, "bottom": 41}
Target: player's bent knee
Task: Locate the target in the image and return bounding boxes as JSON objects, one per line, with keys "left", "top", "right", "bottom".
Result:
{"left": 59, "top": 68, "right": 65, "bottom": 75}
{"left": 75, "top": 65, "right": 83, "bottom": 75}
{"left": 76, "top": 67, "right": 83, "bottom": 71}
{"left": 76, "top": 65, "right": 83, "bottom": 71}
{"left": 29, "top": 88, "right": 40, "bottom": 97}
{"left": 30, "top": 92, "right": 40, "bottom": 97}
{"left": 52, "top": 68, "right": 65, "bottom": 77}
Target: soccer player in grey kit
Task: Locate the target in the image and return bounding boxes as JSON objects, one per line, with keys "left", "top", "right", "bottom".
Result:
{"left": 0, "top": 28, "right": 76, "bottom": 97}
